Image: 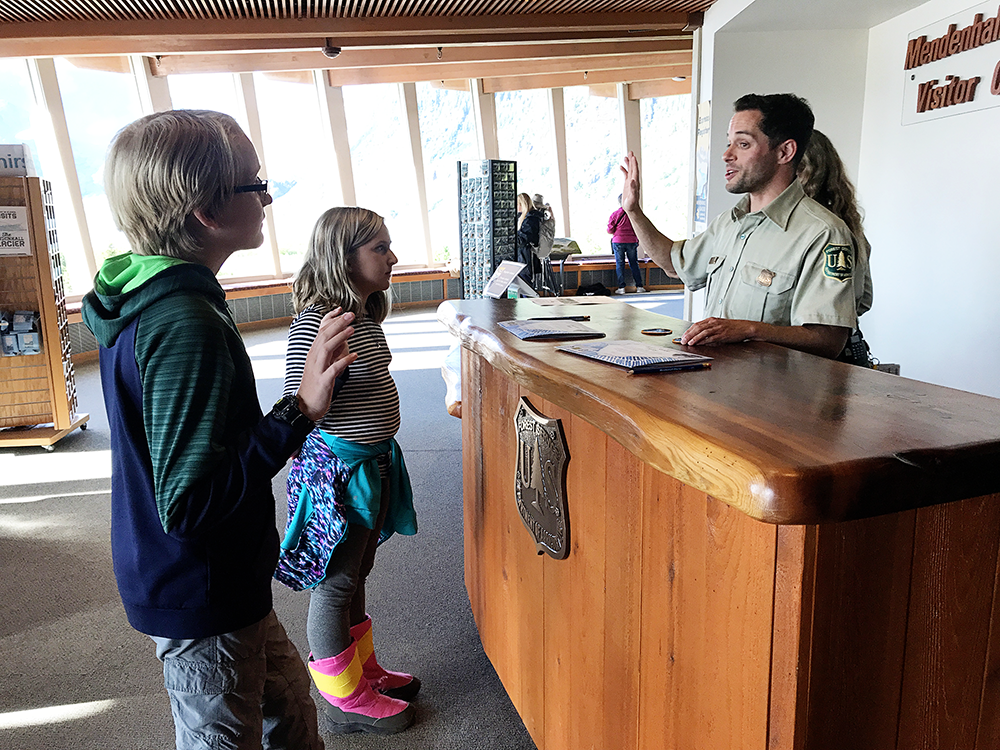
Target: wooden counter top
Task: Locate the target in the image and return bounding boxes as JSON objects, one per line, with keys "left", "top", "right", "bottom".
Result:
{"left": 439, "top": 298, "right": 1000, "bottom": 524}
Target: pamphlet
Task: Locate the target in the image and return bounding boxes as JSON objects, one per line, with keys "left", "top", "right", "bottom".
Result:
{"left": 531, "top": 295, "right": 620, "bottom": 306}
{"left": 557, "top": 339, "right": 712, "bottom": 373}
{"left": 498, "top": 319, "right": 605, "bottom": 341}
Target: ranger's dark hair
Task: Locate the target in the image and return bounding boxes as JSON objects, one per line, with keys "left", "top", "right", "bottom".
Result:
{"left": 733, "top": 93, "right": 814, "bottom": 169}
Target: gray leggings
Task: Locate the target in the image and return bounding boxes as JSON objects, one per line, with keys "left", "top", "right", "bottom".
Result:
{"left": 307, "top": 474, "right": 390, "bottom": 660}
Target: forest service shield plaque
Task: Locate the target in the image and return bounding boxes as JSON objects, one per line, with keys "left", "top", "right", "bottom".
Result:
{"left": 514, "top": 398, "right": 570, "bottom": 559}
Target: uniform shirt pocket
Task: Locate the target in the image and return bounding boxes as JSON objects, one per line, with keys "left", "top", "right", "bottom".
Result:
{"left": 736, "top": 263, "right": 796, "bottom": 324}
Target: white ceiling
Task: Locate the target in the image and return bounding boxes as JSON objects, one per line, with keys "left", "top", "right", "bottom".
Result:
{"left": 722, "top": 0, "right": 929, "bottom": 31}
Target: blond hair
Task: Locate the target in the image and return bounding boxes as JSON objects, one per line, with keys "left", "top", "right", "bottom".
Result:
{"left": 104, "top": 110, "right": 245, "bottom": 262}
{"left": 292, "top": 206, "right": 391, "bottom": 323}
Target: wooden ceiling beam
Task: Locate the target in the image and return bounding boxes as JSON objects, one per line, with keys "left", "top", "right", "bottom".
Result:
{"left": 479, "top": 65, "right": 690, "bottom": 93}
{"left": 1, "top": 29, "right": 691, "bottom": 58}
{"left": 151, "top": 39, "right": 692, "bottom": 76}
{"left": 323, "top": 53, "right": 689, "bottom": 86}
{"left": 0, "top": 11, "right": 693, "bottom": 48}
{"left": 627, "top": 77, "right": 692, "bottom": 98}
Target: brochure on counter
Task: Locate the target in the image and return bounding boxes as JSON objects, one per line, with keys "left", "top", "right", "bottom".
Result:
{"left": 557, "top": 339, "right": 712, "bottom": 373}
{"left": 530, "top": 295, "right": 620, "bottom": 306}
{"left": 497, "top": 318, "right": 605, "bottom": 341}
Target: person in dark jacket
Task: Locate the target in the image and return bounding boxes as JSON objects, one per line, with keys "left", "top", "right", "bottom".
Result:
{"left": 81, "top": 110, "right": 356, "bottom": 750}
{"left": 515, "top": 192, "right": 542, "bottom": 283}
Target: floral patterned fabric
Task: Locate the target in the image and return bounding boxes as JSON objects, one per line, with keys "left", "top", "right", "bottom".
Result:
{"left": 274, "top": 429, "right": 352, "bottom": 591}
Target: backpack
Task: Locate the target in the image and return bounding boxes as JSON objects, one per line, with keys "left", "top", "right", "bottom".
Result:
{"left": 536, "top": 210, "right": 555, "bottom": 258}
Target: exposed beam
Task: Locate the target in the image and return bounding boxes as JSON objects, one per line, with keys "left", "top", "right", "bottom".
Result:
{"left": 151, "top": 38, "right": 692, "bottom": 76}
{"left": 314, "top": 73, "right": 355, "bottom": 207}
{"left": 549, "top": 88, "right": 570, "bottom": 238}
{"left": 627, "top": 78, "right": 691, "bottom": 98}
{"left": 0, "top": 13, "right": 697, "bottom": 57}
{"left": 619, "top": 82, "right": 642, "bottom": 164}
{"left": 471, "top": 79, "right": 499, "bottom": 161}
{"left": 28, "top": 58, "right": 97, "bottom": 280}
{"left": 235, "top": 72, "right": 282, "bottom": 277}
{"left": 480, "top": 64, "right": 690, "bottom": 93}
{"left": 400, "top": 82, "right": 434, "bottom": 265}
{"left": 323, "top": 53, "right": 690, "bottom": 87}
{"left": 2, "top": 30, "right": 694, "bottom": 58}
{"left": 130, "top": 55, "right": 172, "bottom": 113}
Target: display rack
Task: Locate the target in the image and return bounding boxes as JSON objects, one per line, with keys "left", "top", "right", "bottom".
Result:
{"left": 0, "top": 176, "right": 88, "bottom": 450}
{"left": 457, "top": 159, "right": 517, "bottom": 298}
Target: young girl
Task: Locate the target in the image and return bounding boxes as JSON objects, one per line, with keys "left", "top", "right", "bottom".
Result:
{"left": 276, "top": 207, "right": 418, "bottom": 735}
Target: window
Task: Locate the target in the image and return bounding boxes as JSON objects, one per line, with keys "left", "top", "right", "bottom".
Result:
{"left": 54, "top": 58, "right": 145, "bottom": 289}
{"left": 167, "top": 73, "right": 249, "bottom": 132}
{"left": 416, "top": 82, "right": 477, "bottom": 265}
{"left": 254, "top": 72, "right": 342, "bottom": 275}
{"left": 640, "top": 95, "right": 691, "bottom": 240}
{"left": 0, "top": 59, "right": 42, "bottom": 171}
{"left": 169, "top": 73, "right": 274, "bottom": 280}
{"left": 343, "top": 83, "right": 426, "bottom": 267}
{"left": 562, "top": 87, "right": 622, "bottom": 254}
{"left": 495, "top": 89, "right": 559, "bottom": 228}
{"left": 1, "top": 59, "right": 95, "bottom": 295}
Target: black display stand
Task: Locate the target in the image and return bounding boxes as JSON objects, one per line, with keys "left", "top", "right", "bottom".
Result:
{"left": 457, "top": 159, "right": 517, "bottom": 299}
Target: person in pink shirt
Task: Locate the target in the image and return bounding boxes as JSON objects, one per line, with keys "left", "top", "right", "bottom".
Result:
{"left": 607, "top": 194, "right": 645, "bottom": 294}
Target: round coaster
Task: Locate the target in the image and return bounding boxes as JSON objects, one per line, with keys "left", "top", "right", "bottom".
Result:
{"left": 641, "top": 327, "right": 672, "bottom": 336}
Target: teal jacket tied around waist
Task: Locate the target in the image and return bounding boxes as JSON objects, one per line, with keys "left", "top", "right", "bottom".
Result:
{"left": 275, "top": 428, "right": 417, "bottom": 591}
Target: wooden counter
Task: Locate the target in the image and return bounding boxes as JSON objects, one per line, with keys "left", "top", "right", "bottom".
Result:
{"left": 438, "top": 298, "right": 1000, "bottom": 750}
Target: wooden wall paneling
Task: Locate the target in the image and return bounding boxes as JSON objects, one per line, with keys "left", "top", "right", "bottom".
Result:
{"left": 602, "top": 429, "right": 644, "bottom": 750}
{"left": 674, "top": 491, "right": 776, "bottom": 749}
{"left": 473, "top": 357, "right": 521, "bottom": 689}
{"left": 539, "top": 401, "right": 609, "bottom": 750}
{"left": 506, "top": 383, "right": 547, "bottom": 743}
{"left": 767, "top": 524, "right": 818, "bottom": 750}
{"left": 976, "top": 528, "right": 1000, "bottom": 750}
{"left": 637, "top": 467, "right": 681, "bottom": 750}
{"left": 804, "top": 511, "right": 916, "bottom": 750}
{"left": 461, "top": 347, "right": 485, "bottom": 625}
{"left": 897, "top": 495, "right": 1000, "bottom": 750}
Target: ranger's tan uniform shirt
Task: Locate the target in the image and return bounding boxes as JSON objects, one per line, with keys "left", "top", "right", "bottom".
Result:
{"left": 671, "top": 180, "right": 859, "bottom": 330}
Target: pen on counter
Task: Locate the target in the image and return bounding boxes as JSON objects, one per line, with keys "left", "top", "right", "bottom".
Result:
{"left": 528, "top": 315, "right": 590, "bottom": 321}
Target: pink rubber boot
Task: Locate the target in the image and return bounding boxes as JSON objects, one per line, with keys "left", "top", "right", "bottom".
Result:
{"left": 308, "top": 640, "right": 415, "bottom": 735}
{"left": 350, "top": 615, "right": 422, "bottom": 701}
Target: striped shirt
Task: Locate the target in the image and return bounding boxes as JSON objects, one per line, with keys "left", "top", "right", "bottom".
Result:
{"left": 284, "top": 305, "right": 400, "bottom": 444}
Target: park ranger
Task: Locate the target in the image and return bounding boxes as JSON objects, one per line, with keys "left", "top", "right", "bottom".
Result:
{"left": 620, "top": 93, "right": 859, "bottom": 359}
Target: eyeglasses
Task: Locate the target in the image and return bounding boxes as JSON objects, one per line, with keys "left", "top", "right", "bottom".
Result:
{"left": 234, "top": 179, "right": 268, "bottom": 194}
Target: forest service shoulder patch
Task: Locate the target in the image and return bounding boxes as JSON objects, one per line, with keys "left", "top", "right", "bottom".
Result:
{"left": 823, "top": 244, "right": 853, "bottom": 282}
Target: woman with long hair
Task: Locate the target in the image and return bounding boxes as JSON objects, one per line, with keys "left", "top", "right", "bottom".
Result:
{"left": 798, "top": 130, "right": 874, "bottom": 362}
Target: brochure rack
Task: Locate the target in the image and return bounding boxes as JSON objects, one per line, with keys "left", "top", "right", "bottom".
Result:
{"left": 0, "top": 176, "right": 88, "bottom": 450}
{"left": 457, "top": 159, "right": 517, "bottom": 298}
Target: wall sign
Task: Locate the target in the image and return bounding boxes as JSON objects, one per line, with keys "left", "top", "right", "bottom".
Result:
{"left": 903, "top": 1, "right": 1000, "bottom": 124}
{"left": 693, "top": 100, "right": 711, "bottom": 234}
{"left": 0, "top": 206, "right": 31, "bottom": 256}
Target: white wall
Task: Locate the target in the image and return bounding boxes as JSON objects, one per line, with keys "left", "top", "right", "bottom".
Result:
{"left": 690, "top": 19, "right": 870, "bottom": 318}
{"left": 859, "top": 0, "right": 1000, "bottom": 397}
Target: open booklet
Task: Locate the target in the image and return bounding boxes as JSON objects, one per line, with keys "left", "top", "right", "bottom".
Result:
{"left": 497, "top": 319, "right": 605, "bottom": 341}
{"left": 557, "top": 339, "right": 712, "bottom": 373}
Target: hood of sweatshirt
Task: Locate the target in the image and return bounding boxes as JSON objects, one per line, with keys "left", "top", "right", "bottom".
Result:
{"left": 81, "top": 253, "right": 226, "bottom": 348}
